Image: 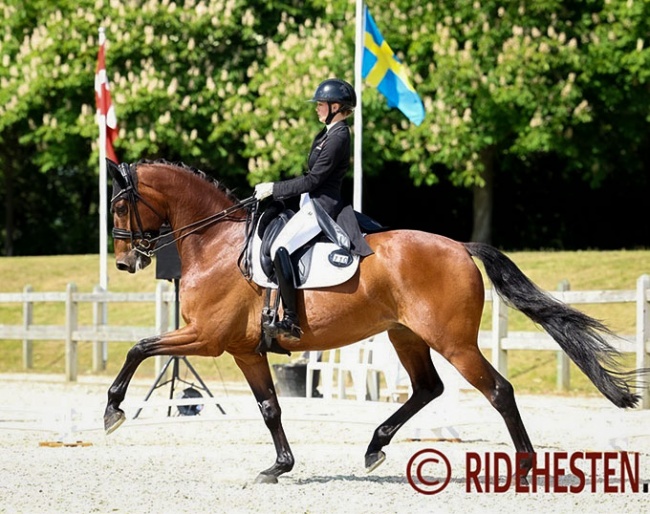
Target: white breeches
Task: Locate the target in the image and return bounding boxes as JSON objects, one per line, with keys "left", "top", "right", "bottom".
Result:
{"left": 270, "top": 194, "right": 322, "bottom": 259}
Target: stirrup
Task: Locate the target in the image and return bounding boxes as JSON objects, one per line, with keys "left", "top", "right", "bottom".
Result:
{"left": 263, "top": 318, "right": 302, "bottom": 342}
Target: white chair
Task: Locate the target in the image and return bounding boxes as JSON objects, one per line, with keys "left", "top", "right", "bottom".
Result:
{"left": 335, "top": 341, "right": 373, "bottom": 401}
{"left": 305, "top": 350, "right": 336, "bottom": 399}
{"left": 305, "top": 341, "right": 374, "bottom": 401}
{"left": 365, "top": 332, "right": 411, "bottom": 402}
{"left": 304, "top": 333, "right": 410, "bottom": 402}
{"left": 335, "top": 333, "right": 411, "bottom": 402}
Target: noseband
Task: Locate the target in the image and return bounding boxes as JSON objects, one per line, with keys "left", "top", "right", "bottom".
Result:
{"left": 110, "top": 162, "right": 257, "bottom": 257}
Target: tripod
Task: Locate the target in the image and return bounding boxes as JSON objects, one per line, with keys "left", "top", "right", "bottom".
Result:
{"left": 134, "top": 233, "right": 226, "bottom": 418}
{"left": 134, "top": 279, "right": 225, "bottom": 418}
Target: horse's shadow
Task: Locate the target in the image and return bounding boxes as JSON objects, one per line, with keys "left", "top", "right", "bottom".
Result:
{"left": 293, "top": 474, "right": 408, "bottom": 485}
{"left": 290, "top": 474, "right": 470, "bottom": 486}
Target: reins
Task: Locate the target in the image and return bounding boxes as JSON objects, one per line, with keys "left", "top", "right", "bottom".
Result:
{"left": 111, "top": 162, "right": 257, "bottom": 257}
{"left": 149, "top": 196, "right": 258, "bottom": 257}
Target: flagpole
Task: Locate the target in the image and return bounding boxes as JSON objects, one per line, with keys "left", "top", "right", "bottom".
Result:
{"left": 353, "top": 0, "right": 364, "bottom": 212}
{"left": 99, "top": 128, "right": 107, "bottom": 291}
{"left": 98, "top": 27, "right": 108, "bottom": 294}
{"left": 98, "top": 27, "right": 109, "bottom": 369}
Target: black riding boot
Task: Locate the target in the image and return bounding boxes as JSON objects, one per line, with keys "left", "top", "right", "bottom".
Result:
{"left": 264, "top": 247, "right": 302, "bottom": 341}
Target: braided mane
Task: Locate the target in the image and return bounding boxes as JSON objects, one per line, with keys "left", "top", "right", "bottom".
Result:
{"left": 137, "top": 159, "right": 240, "bottom": 203}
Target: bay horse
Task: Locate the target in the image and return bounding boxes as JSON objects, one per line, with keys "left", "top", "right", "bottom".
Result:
{"left": 104, "top": 159, "right": 643, "bottom": 484}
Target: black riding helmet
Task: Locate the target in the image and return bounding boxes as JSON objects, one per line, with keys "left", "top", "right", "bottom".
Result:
{"left": 310, "top": 78, "right": 356, "bottom": 123}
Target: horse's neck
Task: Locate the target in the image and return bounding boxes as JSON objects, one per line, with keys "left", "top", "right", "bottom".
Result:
{"left": 157, "top": 174, "right": 243, "bottom": 263}
{"left": 138, "top": 165, "right": 244, "bottom": 274}
{"left": 153, "top": 171, "right": 237, "bottom": 232}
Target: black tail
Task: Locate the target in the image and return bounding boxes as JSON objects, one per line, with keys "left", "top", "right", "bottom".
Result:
{"left": 464, "top": 242, "right": 642, "bottom": 408}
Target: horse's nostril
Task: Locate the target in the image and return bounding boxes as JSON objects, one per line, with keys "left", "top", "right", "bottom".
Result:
{"left": 116, "top": 262, "right": 130, "bottom": 271}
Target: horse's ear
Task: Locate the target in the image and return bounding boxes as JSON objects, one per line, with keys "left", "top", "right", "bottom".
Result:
{"left": 107, "top": 159, "right": 127, "bottom": 189}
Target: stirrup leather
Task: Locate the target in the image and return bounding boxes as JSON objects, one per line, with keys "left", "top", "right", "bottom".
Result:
{"left": 256, "top": 289, "right": 291, "bottom": 355}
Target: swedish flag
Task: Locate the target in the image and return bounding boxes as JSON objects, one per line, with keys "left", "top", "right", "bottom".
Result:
{"left": 362, "top": 7, "right": 425, "bottom": 126}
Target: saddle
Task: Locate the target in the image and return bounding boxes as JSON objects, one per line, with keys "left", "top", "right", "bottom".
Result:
{"left": 249, "top": 202, "right": 360, "bottom": 290}
{"left": 240, "top": 201, "right": 384, "bottom": 356}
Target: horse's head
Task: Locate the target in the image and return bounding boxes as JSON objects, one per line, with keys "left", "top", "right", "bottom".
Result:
{"left": 108, "top": 159, "right": 167, "bottom": 273}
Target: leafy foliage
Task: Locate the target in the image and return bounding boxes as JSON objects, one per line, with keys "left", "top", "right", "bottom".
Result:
{"left": 0, "top": 0, "right": 648, "bottom": 254}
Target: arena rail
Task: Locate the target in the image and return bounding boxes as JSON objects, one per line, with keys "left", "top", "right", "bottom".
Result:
{"left": 480, "top": 275, "right": 650, "bottom": 408}
{"left": 0, "top": 282, "right": 175, "bottom": 381}
{"left": 0, "top": 276, "right": 648, "bottom": 407}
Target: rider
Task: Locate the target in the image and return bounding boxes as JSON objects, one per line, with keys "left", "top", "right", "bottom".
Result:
{"left": 254, "top": 78, "right": 373, "bottom": 342}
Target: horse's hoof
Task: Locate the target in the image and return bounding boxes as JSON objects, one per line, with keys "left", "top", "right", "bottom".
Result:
{"left": 254, "top": 473, "right": 279, "bottom": 484}
{"left": 104, "top": 408, "right": 126, "bottom": 435}
{"left": 517, "top": 474, "right": 530, "bottom": 487}
{"left": 365, "top": 451, "right": 386, "bottom": 473}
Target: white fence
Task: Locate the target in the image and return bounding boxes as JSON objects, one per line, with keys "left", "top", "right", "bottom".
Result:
{"left": 481, "top": 275, "right": 649, "bottom": 408}
{"left": 0, "top": 282, "right": 175, "bottom": 381}
{"left": 1, "top": 276, "right": 649, "bottom": 407}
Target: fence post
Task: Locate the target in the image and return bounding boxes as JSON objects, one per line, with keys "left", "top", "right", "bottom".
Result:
{"left": 92, "top": 285, "right": 108, "bottom": 372}
{"left": 491, "top": 292, "right": 508, "bottom": 377}
{"left": 65, "top": 283, "right": 78, "bottom": 382}
{"left": 636, "top": 274, "right": 649, "bottom": 409}
{"left": 556, "top": 280, "right": 571, "bottom": 392}
{"left": 22, "top": 285, "right": 34, "bottom": 369}
{"left": 154, "top": 281, "right": 169, "bottom": 376}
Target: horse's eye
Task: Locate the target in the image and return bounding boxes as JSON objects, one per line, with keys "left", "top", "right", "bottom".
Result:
{"left": 114, "top": 203, "right": 128, "bottom": 217}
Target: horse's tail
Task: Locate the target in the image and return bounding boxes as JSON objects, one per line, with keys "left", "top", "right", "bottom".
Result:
{"left": 464, "top": 242, "right": 642, "bottom": 408}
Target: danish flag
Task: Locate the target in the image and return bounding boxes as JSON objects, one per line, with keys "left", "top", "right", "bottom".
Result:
{"left": 95, "top": 29, "right": 118, "bottom": 163}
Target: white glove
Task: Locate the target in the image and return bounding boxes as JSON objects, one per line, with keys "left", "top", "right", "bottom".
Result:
{"left": 254, "top": 182, "right": 274, "bottom": 201}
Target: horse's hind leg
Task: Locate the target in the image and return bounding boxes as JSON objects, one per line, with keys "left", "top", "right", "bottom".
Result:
{"left": 365, "top": 330, "right": 444, "bottom": 472}
{"left": 448, "top": 347, "right": 535, "bottom": 481}
{"left": 104, "top": 325, "right": 199, "bottom": 433}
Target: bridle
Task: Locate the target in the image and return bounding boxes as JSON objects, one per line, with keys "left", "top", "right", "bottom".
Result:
{"left": 110, "top": 162, "right": 256, "bottom": 257}
{"left": 110, "top": 163, "right": 165, "bottom": 256}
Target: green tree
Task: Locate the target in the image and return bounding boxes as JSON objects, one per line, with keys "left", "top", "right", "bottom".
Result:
{"left": 1, "top": 1, "right": 648, "bottom": 254}
{"left": 239, "top": 0, "right": 649, "bottom": 243}
{"left": 231, "top": 0, "right": 392, "bottom": 185}
{"left": 393, "top": 0, "right": 649, "bottom": 242}
{"left": 0, "top": 0, "right": 321, "bottom": 255}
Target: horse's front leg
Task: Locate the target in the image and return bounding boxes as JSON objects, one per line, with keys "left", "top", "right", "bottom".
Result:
{"left": 234, "top": 353, "right": 294, "bottom": 484}
{"left": 104, "top": 326, "right": 198, "bottom": 434}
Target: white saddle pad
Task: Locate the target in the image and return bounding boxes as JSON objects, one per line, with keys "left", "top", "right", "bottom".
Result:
{"left": 250, "top": 231, "right": 359, "bottom": 290}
